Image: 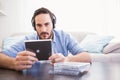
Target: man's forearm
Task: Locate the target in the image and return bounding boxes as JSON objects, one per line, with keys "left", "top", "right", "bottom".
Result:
{"left": 67, "top": 52, "right": 91, "bottom": 63}
{"left": 0, "top": 53, "right": 15, "bottom": 69}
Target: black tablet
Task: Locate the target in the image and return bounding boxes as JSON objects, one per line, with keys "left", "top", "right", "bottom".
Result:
{"left": 25, "top": 39, "right": 52, "bottom": 60}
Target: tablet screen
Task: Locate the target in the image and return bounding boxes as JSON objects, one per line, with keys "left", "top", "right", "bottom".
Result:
{"left": 25, "top": 39, "right": 52, "bottom": 60}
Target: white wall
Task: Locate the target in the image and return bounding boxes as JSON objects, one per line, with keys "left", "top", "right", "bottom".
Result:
{"left": 20, "top": 0, "right": 120, "bottom": 35}
{"left": 21, "top": 0, "right": 104, "bottom": 32}
{"left": 0, "top": 0, "right": 120, "bottom": 48}
{"left": 0, "top": 0, "right": 22, "bottom": 48}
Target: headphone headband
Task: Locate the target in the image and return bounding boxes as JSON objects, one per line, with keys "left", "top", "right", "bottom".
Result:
{"left": 31, "top": 7, "right": 56, "bottom": 30}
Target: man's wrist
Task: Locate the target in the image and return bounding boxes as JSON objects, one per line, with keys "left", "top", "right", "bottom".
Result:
{"left": 9, "top": 58, "right": 16, "bottom": 70}
{"left": 65, "top": 55, "right": 73, "bottom": 62}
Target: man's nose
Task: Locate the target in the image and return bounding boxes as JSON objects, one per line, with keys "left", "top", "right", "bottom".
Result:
{"left": 41, "top": 27, "right": 47, "bottom": 32}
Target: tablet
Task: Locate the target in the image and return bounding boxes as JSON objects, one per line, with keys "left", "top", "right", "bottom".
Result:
{"left": 25, "top": 39, "right": 52, "bottom": 60}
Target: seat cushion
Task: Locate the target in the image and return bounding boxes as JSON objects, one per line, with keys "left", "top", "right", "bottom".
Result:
{"left": 80, "top": 34, "right": 113, "bottom": 53}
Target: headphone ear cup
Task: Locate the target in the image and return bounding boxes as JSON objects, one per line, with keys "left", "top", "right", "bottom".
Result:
{"left": 53, "top": 18, "right": 56, "bottom": 24}
{"left": 52, "top": 17, "right": 56, "bottom": 28}
{"left": 32, "top": 19, "right": 36, "bottom": 30}
{"left": 52, "top": 19, "right": 55, "bottom": 28}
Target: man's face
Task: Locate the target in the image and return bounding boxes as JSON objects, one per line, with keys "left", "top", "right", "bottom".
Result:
{"left": 35, "top": 14, "right": 53, "bottom": 39}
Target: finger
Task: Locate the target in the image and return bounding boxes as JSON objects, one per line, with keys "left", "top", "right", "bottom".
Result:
{"left": 54, "top": 54, "right": 65, "bottom": 62}
{"left": 16, "top": 55, "right": 38, "bottom": 61}
{"left": 18, "top": 60, "right": 36, "bottom": 65}
{"left": 49, "top": 54, "right": 65, "bottom": 64}
{"left": 51, "top": 59, "right": 55, "bottom": 63}
{"left": 18, "top": 51, "right": 36, "bottom": 57}
{"left": 16, "top": 64, "right": 33, "bottom": 70}
{"left": 21, "top": 65, "right": 32, "bottom": 70}
{"left": 48, "top": 54, "right": 56, "bottom": 60}
{"left": 55, "top": 57, "right": 64, "bottom": 62}
{"left": 14, "top": 60, "right": 34, "bottom": 70}
{"left": 49, "top": 54, "right": 61, "bottom": 60}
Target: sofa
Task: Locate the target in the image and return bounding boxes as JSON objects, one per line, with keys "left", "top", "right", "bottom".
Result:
{"left": 68, "top": 31, "right": 120, "bottom": 63}
{"left": 1, "top": 31, "right": 120, "bottom": 63}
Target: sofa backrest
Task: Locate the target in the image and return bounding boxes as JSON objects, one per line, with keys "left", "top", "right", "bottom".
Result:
{"left": 1, "top": 31, "right": 95, "bottom": 50}
{"left": 9, "top": 31, "right": 95, "bottom": 43}
{"left": 68, "top": 31, "right": 95, "bottom": 43}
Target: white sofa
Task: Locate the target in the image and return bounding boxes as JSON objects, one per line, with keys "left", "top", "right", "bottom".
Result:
{"left": 69, "top": 31, "right": 120, "bottom": 63}
{"left": 1, "top": 31, "right": 120, "bottom": 63}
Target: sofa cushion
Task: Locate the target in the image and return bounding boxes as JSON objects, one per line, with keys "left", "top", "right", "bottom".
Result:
{"left": 2, "top": 32, "right": 30, "bottom": 49}
{"left": 2, "top": 36, "right": 25, "bottom": 49}
{"left": 103, "top": 38, "right": 120, "bottom": 53}
{"left": 80, "top": 34, "right": 113, "bottom": 53}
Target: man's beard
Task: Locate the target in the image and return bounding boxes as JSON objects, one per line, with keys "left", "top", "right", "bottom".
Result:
{"left": 37, "top": 31, "right": 53, "bottom": 39}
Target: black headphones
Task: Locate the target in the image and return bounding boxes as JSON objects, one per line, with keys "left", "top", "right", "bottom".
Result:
{"left": 31, "top": 7, "right": 56, "bottom": 30}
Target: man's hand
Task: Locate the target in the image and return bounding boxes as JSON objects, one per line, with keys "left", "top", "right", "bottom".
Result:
{"left": 49, "top": 53, "right": 68, "bottom": 64}
{"left": 14, "top": 51, "right": 38, "bottom": 70}
{"left": 49, "top": 52, "right": 91, "bottom": 65}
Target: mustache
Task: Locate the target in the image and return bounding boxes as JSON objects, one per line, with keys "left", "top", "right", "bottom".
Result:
{"left": 40, "top": 32, "right": 49, "bottom": 35}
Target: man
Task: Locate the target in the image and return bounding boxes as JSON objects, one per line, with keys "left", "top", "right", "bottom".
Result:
{"left": 0, "top": 7, "right": 91, "bottom": 70}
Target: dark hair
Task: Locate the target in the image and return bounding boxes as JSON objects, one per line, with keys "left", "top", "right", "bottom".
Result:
{"left": 31, "top": 7, "right": 56, "bottom": 30}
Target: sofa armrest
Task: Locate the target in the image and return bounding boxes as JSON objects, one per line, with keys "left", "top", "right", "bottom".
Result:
{"left": 103, "top": 42, "right": 120, "bottom": 54}
{"left": 91, "top": 53, "right": 120, "bottom": 63}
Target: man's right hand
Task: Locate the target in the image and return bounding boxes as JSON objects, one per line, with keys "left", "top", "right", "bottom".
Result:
{"left": 14, "top": 51, "right": 38, "bottom": 70}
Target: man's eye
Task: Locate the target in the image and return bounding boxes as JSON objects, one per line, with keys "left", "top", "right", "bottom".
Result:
{"left": 45, "top": 23, "right": 49, "bottom": 26}
{"left": 36, "top": 24, "right": 42, "bottom": 27}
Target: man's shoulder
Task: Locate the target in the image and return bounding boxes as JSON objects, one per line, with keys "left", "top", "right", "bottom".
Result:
{"left": 25, "top": 31, "right": 38, "bottom": 40}
{"left": 53, "top": 29, "right": 72, "bottom": 40}
{"left": 53, "top": 29, "right": 69, "bottom": 35}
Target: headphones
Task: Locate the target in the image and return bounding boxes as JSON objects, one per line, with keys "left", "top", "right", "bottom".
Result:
{"left": 31, "top": 8, "right": 56, "bottom": 30}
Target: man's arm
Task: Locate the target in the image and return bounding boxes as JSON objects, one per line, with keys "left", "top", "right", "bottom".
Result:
{"left": 49, "top": 52, "right": 91, "bottom": 64}
{"left": 0, "top": 53, "right": 15, "bottom": 69}
{"left": 66, "top": 52, "right": 91, "bottom": 62}
{"left": 0, "top": 51, "right": 38, "bottom": 70}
